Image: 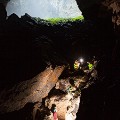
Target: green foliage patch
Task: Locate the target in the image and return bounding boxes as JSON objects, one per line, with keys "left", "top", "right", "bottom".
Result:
{"left": 34, "top": 15, "right": 84, "bottom": 25}
{"left": 46, "top": 15, "right": 84, "bottom": 24}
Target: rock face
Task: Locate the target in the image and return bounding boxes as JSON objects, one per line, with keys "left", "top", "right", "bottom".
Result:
{"left": 45, "top": 93, "right": 80, "bottom": 120}
{"left": 6, "top": 0, "right": 82, "bottom": 18}
{"left": 42, "top": 68, "right": 97, "bottom": 120}
{"left": 0, "top": 59, "right": 98, "bottom": 120}
{"left": 76, "top": 0, "right": 120, "bottom": 33}
{"left": 74, "top": 1, "right": 120, "bottom": 120}
{"left": 0, "top": 66, "right": 64, "bottom": 113}
{"left": 102, "top": 0, "right": 120, "bottom": 33}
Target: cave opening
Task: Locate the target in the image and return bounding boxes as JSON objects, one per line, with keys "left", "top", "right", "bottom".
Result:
{"left": 6, "top": 0, "right": 83, "bottom": 20}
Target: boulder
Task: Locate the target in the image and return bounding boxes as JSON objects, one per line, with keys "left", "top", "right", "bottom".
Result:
{"left": 45, "top": 93, "right": 80, "bottom": 120}
{"left": 0, "top": 66, "right": 64, "bottom": 113}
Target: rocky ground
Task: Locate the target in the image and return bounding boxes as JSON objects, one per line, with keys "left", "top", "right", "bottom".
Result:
{"left": 0, "top": 63, "right": 98, "bottom": 120}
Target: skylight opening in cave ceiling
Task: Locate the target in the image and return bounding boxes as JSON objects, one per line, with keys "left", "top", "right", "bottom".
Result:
{"left": 6, "top": 0, "right": 82, "bottom": 19}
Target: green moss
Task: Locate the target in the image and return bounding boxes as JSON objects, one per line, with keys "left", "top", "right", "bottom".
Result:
{"left": 33, "top": 15, "right": 84, "bottom": 25}
{"left": 46, "top": 15, "right": 84, "bottom": 24}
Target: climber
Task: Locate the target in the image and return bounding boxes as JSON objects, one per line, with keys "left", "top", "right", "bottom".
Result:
{"left": 87, "top": 62, "right": 93, "bottom": 70}
{"left": 74, "top": 60, "right": 80, "bottom": 70}
{"left": 52, "top": 105, "right": 58, "bottom": 120}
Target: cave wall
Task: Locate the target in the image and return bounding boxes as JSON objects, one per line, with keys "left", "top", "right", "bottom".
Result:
{"left": 76, "top": 0, "right": 102, "bottom": 20}
{"left": 76, "top": 0, "right": 120, "bottom": 33}
{"left": 0, "top": 66, "right": 64, "bottom": 114}
{"left": 75, "top": 0, "right": 120, "bottom": 120}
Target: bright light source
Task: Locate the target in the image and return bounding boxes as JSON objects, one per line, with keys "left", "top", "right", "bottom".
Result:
{"left": 79, "top": 58, "right": 84, "bottom": 63}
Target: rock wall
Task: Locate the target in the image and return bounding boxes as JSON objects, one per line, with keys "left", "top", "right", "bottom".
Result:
{"left": 76, "top": 0, "right": 120, "bottom": 33}
{"left": 0, "top": 61, "right": 98, "bottom": 120}
{"left": 102, "top": 0, "right": 120, "bottom": 34}
{"left": 0, "top": 66, "right": 64, "bottom": 113}
{"left": 45, "top": 93, "right": 80, "bottom": 120}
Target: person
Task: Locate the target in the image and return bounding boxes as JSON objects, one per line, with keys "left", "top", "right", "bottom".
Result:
{"left": 52, "top": 105, "right": 58, "bottom": 120}
{"left": 74, "top": 60, "right": 80, "bottom": 70}
{"left": 87, "top": 62, "right": 93, "bottom": 70}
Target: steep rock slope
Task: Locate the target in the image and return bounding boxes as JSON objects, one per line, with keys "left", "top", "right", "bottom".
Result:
{"left": 0, "top": 66, "right": 64, "bottom": 113}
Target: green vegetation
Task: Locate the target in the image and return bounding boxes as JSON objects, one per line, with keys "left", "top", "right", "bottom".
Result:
{"left": 33, "top": 15, "right": 84, "bottom": 25}
{"left": 46, "top": 15, "right": 84, "bottom": 24}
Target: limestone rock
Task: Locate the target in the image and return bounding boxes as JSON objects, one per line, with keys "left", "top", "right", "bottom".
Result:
{"left": 0, "top": 66, "right": 64, "bottom": 113}
{"left": 45, "top": 93, "right": 80, "bottom": 120}
{"left": 103, "top": 0, "right": 120, "bottom": 26}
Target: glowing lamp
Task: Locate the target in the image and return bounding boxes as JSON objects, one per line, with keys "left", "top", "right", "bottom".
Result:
{"left": 79, "top": 58, "right": 84, "bottom": 63}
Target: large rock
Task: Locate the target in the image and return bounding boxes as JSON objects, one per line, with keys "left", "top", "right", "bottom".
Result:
{"left": 76, "top": 0, "right": 120, "bottom": 31}
{"left": 102, "top": 0, "right": 120, "bottom": 34}
{"left": 0, "top": 66, "right": 64, "bottom": 113}
{"left": 76, "top": 0, "right": 102, "bottom": 20}
{"left": 45, "top": 93, "right": 80, "bottom": 120}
